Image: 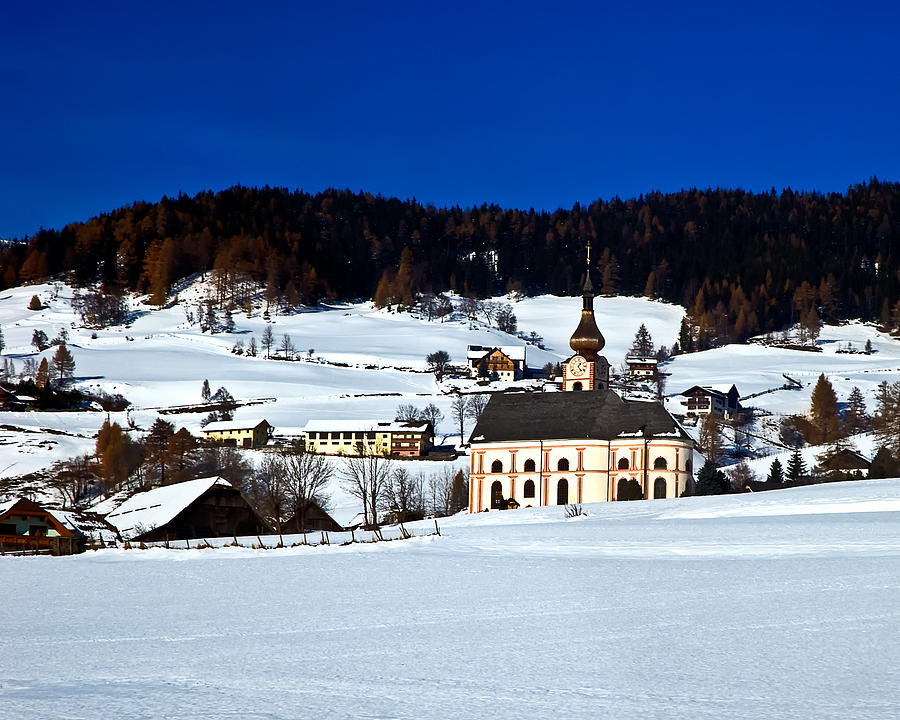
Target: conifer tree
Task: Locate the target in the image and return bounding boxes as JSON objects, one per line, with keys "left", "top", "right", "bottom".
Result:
{"left": 35, "top": 357, "right": 49, "bottom": 389}
{"left": 201, "top": 379, "right": 211, "bottom": 402}
{"left": 868, "top": 447, "right": 900, "bottom": 479}
{"left": 0, "top": 327, "right": 4, "bottom": 355}
{"left": 51, "top": 342, "right": 76, "bottom": 381}
{"left": 843, "top": 386, "right": 869, "bottom": 435}
{"left": 786, "top": 447, "right": 806, "bottom": 482}
{"left": 31, "top": 329, "right": 49, "bottom": 351}
{"left": 809, "top": 373, "right": 839, "bottom": 444}
{"left": 694, "top": 460, "right": 730, "bottom": 495}
{"left": 630, "top": 323, "right": 655, "bottom": 357}
{"left": 767, "top": 457, "right": 785, "bottom": 485}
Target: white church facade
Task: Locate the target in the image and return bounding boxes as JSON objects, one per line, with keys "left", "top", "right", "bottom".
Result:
{"left": 469, "top": 248, "right": 695, "bottom": 511}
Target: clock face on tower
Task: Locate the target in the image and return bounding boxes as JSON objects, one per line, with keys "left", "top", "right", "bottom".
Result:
{"left": 570, "top": 355, "right": 588, "bottom": 378}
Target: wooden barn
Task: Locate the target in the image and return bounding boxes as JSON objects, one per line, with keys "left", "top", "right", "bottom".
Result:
{"left": 0, "top": 497, "right": 80, "bottom": 554}
{"left": 282, "top": 502, "right": 343, "bottom": 533}
{"left": 104, "top": 476, "right": 266, "bottom": 542}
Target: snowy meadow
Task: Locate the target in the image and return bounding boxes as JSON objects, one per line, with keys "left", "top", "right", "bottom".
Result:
{"left": 3, "top": 480, "right": 900, "bottom": 719}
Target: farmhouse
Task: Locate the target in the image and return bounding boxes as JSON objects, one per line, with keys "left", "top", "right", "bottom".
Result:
{"left": 681, "top": 385, "right": 741, "bottom": 419}
{"left": 466, "top": 345, "right": 526, "bottom": 381}
{"left": 201, "top": 419, "right": 272, "bottom": 448}
{"left": 469, "top": 250, "right": 695, "bottom": 511}
{"left": 625, "top": 356, "right": 658, "bottom": 380}
{"left": 104, "top": 476, "right": 266, "bottom": 541}
{"left": 0, "top": 497, "right": 80, "bottom": 554}
{"left": 303, "top": 420, "right": 433, "bottom": 457}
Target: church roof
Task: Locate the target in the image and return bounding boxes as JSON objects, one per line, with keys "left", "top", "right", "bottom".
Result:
{"left": 470, "top": 390, "right": 691, "bottom": 443}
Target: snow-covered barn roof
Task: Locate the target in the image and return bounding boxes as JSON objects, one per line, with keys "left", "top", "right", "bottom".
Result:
{"left": 466, "top": 345, "right": 527, "bottom": 362}
{"left": 201, "top": 419, "right": 271, "bottom": 433}
{"left": 302, "top": 420, "right": 431, "bottom": 433}
{"left": 105, "top": 476, "right": 233, "bottom": 539}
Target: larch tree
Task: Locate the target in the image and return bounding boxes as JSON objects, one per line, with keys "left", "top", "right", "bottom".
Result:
{"left": 35, "top": 357, "right": 50, "bottom": 389}
{"left": 809, "top": 373, "right": 839, "bottom": 444}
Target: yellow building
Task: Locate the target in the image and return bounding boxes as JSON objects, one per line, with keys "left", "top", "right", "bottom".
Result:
{"left": 303, "top": 420, "right": 433, "bottom": 457}
{"left": 201, "top": 419, "right": 272, "bottom": 448}
{"left": 469, "top": 248, "right": 695, "bottom": 510}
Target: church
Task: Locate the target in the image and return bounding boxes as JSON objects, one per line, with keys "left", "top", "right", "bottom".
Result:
{"left": 468, "top": 252, "right": 695, "bottom": 511}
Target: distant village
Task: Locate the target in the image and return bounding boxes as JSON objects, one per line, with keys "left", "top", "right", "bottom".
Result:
{"left": 2, "top": 263, "right": 897, "bottom": 557}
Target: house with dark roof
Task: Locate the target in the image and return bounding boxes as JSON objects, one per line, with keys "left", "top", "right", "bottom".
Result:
{"left": 468, "top": 248, "right": 695, "bottom": 511}
{"left": 466, "top": 345, "right": 526, "bottom": 381}
{"left": 681, "top": 384, "right": 741, "bottom": 419}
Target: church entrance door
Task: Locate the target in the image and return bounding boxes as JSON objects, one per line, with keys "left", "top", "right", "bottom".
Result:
{"left": 556, "top": 478, "right": 568, "bottom": 505}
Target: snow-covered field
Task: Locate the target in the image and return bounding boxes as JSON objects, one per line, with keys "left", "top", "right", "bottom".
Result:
{"left": 3, "top": 479, "right": 899, "bottom": 719}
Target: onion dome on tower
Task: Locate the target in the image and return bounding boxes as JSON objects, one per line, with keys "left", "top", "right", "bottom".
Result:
{"left": 569, "top": 247, "right": 605, "bottom": 361}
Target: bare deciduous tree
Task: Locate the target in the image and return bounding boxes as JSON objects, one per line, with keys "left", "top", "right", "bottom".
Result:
{"left": 282, "top": 449, "right": 333, "bottom": 533}
{"left": 420, "top": 403, "right": 444, "bottom": 432}
{"left": 466, "top": 394, "right": 489, "bottom": 423}
{"left": 428, "top": 467, "right": 455, "bottom": 517}
{"left": 341, "top": 444, "right": 392, "bottom": 529}
{"left": 450, "top": 395, "right": 469, "bottom": 446}
{"left": 383, "top": 466, "right": 425, "bottom": 522}
{"left": 249, "top": 455, "right": 290, "bottom": 533}
{"left": 395, "top": 403, "right": 421, "bottom": 422}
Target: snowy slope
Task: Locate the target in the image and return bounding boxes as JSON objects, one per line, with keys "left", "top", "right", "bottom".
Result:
{"left": 1, "top": 279, "right": 899, "bottom": 505}
{"left": 1, "top": 479, "right": 898, "bottom": 720}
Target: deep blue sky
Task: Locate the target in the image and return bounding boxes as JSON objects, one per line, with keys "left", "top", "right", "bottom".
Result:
{"left": 2, "top": 1, "right": 899, "bottom": 239}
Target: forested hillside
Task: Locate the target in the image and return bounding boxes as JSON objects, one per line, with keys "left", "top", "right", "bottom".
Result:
{"left": 2, "top": 180, "right": 899, "bottom": 347}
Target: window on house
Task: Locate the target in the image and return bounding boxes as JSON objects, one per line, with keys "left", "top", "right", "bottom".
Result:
{"left": 523, "top": 458, "right": 536, "bottom": 472}
{"left": 557, "top": 458, "right": 569, "bottom": 471}
{"left": 491, "top": 459, "right": 503, "bottom": 473}
{"left": 523, "top": 480, "right": 535, "bottom": 498}
{"left": 618, "top": 457, "right": 630, "bottom": 470}
{"left": 654, "top": 457, "right": 668, "bottom": 470}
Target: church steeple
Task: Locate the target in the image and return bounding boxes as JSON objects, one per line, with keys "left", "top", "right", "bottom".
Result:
{"left": 568, "top": 242, "right": 605, "bottom": 361}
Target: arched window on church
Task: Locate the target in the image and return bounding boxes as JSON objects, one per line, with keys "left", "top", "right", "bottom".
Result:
{"left": 654, "top": 457, "right": 668, "bottom": 470}
{"left": 572, "top": 382, "right": 582, "bottom": 391}
{"left": 491, "top": 481, "right": 503, "bottom": 509}
{"left": 557, "top": 458, "right": 570, "bottom": 471}
{"left": 523, "top": 458, "right": 536, "bottom": 473}
{"left": 491, "top": 459, "right": 502, "bottom": 473}
{"left": 523, "top": 479, "right": 535, "bottom": 498}
{"left": 556, "top": 478, "right": 568, "bottom": 505}
{"left": 618, "top": 457, "right": 630, "bottom": 470}
{"left": 654, "top": 477, "right": 667, "bottom": 499}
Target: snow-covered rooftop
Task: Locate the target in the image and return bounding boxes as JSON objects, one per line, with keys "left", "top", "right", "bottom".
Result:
{"left": 201, "top": 419, "right": 271, "bottom": 432}
{"left": 105, "top": 476, "right": 233, "bottom": 539}
{"left": 466, "top": 344, "right": 527, "bottom": 362}
{"left": 303, "top": 419, "right": 431, "bottom": 433}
